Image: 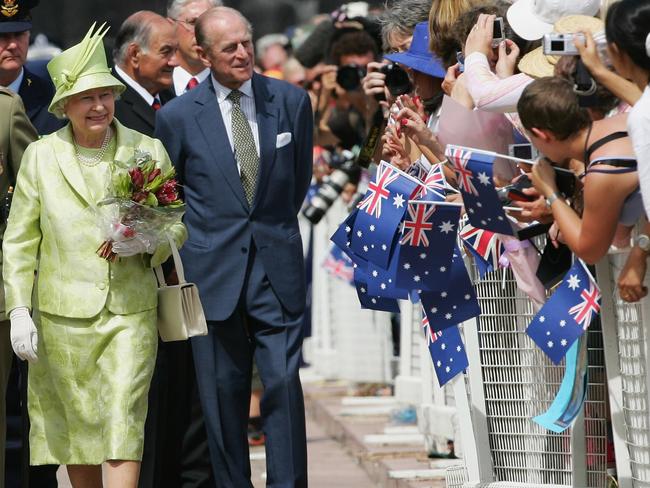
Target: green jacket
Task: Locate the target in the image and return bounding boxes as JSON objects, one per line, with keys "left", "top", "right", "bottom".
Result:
{"left": 3, "top": 119, "right": 187, "bottom": 318}
{"left": 0, "top": 88, "right": 38, "bottom": 315}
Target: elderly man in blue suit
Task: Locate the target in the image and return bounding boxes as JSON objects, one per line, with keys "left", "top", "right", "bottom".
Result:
{"left": 155, "top": 6, "right": 312, "bottom": 488}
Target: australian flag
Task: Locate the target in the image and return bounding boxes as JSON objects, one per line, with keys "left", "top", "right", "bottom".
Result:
{"left": 330, "top": 209, "right": 368, "bottom": 269}
{"left": 419, "top": 249, "right": 481, "bottom": 330}
{"left": 396, "top": 202, "right": 460, "bottom": 291}
{"left": 350, "top": 162, "right": 419, "bottom": 268}
{"left": 367, "top": 243, "right": 409, "bottom": 299}
{"left": 414, "top": 164, "right": 447, "bottom": 201}
{"left": 526, "top": 260, "right": 601, "bottom": 364}
{"left": 459, "top": 222, "right": 505, "bottom": 278}
{"left": 445, "top": 145, "right": 514, "bottom": 236}
{"left": 354, "top": 266, "right": 400, "bottom": 313}
{"left": 323, "top": 245, "right": 355, "bottom": 285}
{"left": 422, "top": 311, "right": 469, "bottom": 387}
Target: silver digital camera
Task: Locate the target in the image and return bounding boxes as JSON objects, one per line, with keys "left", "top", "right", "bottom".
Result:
{"left": 542, "top": 33, "right": 585, "bottom": 56}
{"left": 491, "top": 17, "right": 505, "bottom": 47}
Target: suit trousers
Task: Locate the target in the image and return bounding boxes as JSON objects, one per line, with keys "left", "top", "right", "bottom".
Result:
{"left": 139, "top": 339, "right": 213, "bottom": 488}
{"left": 192, "top": 249, "right": 308, "bottom": 488}
{"left": 1, "top": 324, "right": 58, "bottom": 488}
{"left": 1, "top": 322, "right": 10, "bottom": 488}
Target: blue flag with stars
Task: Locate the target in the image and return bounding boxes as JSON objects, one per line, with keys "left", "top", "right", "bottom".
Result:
{"left": 526, "top": 260, "right": 601, "bottom": 364}
{"left": 330, "top": 209, "right": 368, "bottom": 269}
{"left": 367, "top": 235, "right": 409, "bottom": 300}
{"left": 396, "top": 202, "right": 460, "bottom": 291}
{"left": 422, "top": 311, "right": 469, "bottom": 387}
{"left": 445, "top": 145, "right": 515, "bottom": 236}
{"left": 354, "top": 266, "right": 400, "bottom": 313}
{"left": 350, "top": 162, "right": 419, "bottom": 268}
{"left": 419, "top": 249, "right": 481, "bottom": 330}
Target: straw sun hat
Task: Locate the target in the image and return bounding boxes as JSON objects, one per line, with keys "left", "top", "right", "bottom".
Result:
{"left": 518, "top": 15, "right": 604, "bottom": 79}
{"left": 47, "top": 22, "right": 125, "bottom": 117}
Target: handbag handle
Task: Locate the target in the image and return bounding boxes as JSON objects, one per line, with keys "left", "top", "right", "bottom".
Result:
{"left": 154, "top": 235, "right": 186, "bottom": 287}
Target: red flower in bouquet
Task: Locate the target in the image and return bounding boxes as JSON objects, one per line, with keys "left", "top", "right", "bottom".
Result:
{"left": 96, "top": 150, "right": 184, "bottom": 262}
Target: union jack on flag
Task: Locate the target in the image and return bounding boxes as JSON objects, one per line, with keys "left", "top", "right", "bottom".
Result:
{"left": 446, "top": 146, "right": 478, "bottom": 196}
{"left": 421, "top": 311, "right": 441, "bottom": 346}
{"left": 412, "top": 164, "right": 447, "bottom": 201}
{"left": 526, "top": 260, "right": 602, "bottom": 364}
{"left": 569, "top": 283, "right": 601, "bottom": 330}
{"left": 322, "top": 245, "right": 355, "bottom": 285}
{"left": 401, "top": 203, "right": 436, "bottom": 247}
{"left": 459, "top": 223, "right": 504, "bottom": 277}
{"left": 358, "top": 163, "right": 399, "bottom": 219}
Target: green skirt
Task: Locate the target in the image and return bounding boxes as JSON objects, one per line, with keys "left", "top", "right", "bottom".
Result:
{"left": 28, "top": 307, "right": 158, "bottom": 465}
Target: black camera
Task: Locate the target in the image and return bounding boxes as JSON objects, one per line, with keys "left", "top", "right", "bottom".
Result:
{"left": 302, "top": 149, "right": 361, "bottom": 224}
{"left": 335, "top": 62, "right": 412, "bottom": 97}
{"left": 336, "top": 64, "right": 366, "bottom": 91}
{"left": 381, "top": 63, "right": 412, "bottom": 98}
{"left": 497, "top": 174, "right": 535, "bottom": 205}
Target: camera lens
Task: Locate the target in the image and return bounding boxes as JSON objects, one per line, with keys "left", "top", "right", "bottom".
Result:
{"left": 336, "top": 64, "right": 365, "bottom": 91}
{"left": 382, "top": 63, "right": 412, "bottom": 97}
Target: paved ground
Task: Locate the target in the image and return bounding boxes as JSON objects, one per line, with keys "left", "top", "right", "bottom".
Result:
{"left": 57, "top": 376, "right": 454, "bottom": 487}
{"left": 57, "top": 394, "right": 376, "bottom": 487}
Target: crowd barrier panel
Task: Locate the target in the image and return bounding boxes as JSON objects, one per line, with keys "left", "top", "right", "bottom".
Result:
{"left": 308, "top": 200, "right": 393, "bottom": 384}
{"left": 447, "top": 258, "right": 610, "bottom": 488}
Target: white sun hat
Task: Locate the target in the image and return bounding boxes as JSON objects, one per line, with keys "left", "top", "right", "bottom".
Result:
{"left": 507, "top": 0, "right": 601, "bottom": 41}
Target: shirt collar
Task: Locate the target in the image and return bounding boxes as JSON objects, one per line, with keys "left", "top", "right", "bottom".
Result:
{"left": 5, "top": 68, "right": 24, "bottom": 94}
{"left": 173, "top": 66, "right": 210, "bottom": 95}
{"left": 115, "top": 65, "right": 157, "bottom": 106}
{"left": 211, "top": 74, "right": 254, "bottom": 104}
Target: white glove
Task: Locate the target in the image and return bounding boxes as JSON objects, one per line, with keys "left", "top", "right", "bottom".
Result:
{"left": 9, "top": 306, "right": 38, "bottom": 363}
{"left": 111, "top": 233, "right": 157, "bottom": 257}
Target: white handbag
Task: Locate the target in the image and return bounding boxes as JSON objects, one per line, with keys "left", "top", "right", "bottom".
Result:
{"left": 154, "top": 236, "right": 208, "bottom": 342}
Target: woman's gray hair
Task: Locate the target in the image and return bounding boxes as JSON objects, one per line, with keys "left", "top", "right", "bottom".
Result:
{"left": 379, "top": 0, "right": 433, "bottom": 52}
{"left": 167, "top": 0, "right": 222, "bottom": 20}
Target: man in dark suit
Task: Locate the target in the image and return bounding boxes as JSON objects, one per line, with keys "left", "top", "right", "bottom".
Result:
{"left": 155, "top": 6, "right": 313, "bottom": 487}
{"left": 0, "top": 0, "right": 62, "bottom": 135}
{"left": 112, "top": 10, "right": 177, "bottom": 137}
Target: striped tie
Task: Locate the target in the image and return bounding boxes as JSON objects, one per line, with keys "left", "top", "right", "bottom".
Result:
{"left": 228, "top": 89, "right": 259, "bottom": 206}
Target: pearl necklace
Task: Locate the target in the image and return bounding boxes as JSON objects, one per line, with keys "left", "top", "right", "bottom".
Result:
{"left": 74, "top": 127, "right": 112, "bottom": 167}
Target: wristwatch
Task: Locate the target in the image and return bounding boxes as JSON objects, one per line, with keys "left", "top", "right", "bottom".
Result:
{"left": 636, "top": 233, "right": 650, "bottom": 253}
{"left": 545, "top": 192, "right": 561, "bottom": 208}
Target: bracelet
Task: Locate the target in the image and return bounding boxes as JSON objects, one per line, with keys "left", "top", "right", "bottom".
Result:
{"left": 545, "top": 192, "right": 561, "bottom": 208}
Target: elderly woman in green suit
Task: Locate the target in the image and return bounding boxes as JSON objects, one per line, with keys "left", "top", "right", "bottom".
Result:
{"left": 2, "top": 24, "right": 186, "bottom": 488}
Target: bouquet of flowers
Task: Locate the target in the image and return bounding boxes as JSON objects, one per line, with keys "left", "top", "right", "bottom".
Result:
{"left": 96, "top": 150, "right": 184, "bottom": 262}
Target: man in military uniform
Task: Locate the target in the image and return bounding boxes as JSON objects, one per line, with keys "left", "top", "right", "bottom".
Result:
{"left": 0, "top": 0, "right": 62, "bottom": 135}
{"left": 0, "top": 87, "right": 36, "bottom": 488}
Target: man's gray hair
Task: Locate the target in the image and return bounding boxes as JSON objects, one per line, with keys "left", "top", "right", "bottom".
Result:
{"left": 113, "top": 11, "right": 161, "bottom": 65}
{"left": 379, "top": 0, "right": 432, "bottom": 52}
{"left": 195, "top": 6, "right": 253, "bottom": 50}
{"left": 167, "top": 0, "right": 222, "bottom": 20}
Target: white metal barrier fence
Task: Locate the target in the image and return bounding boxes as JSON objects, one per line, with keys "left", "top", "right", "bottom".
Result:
{"left": 308, "top": 199, "right": 393, "bottom": 383}
{"left": 451, "top": 260, "right": 609, "bottom": 488}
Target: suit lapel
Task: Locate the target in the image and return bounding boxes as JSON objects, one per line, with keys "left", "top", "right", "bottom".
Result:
{"left": 53, "top": 125, "right": 94, "bottom": 206}
{"left": 194, "top": 82, "right": 249, "bottom": 210}
{"left": 251, "top": 74, "right": 278, "bottom": 211}
{"left": 113, "top": 70, "right": 157, "bottom": 131}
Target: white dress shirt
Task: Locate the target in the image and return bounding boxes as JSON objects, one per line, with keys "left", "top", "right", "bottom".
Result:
{"left": 114, "top": 65, "right": 159, "bottom": 106}
{"left": 4, "top": 68, "right": 24, "bottom": 93}
{"left": 211, "top": 75, "right": 260, "bottom": 163}
{"left": 628, "top": 85, "right": 650, "bottom": 220}
{"left": 173, "top": 66, "right": 210, "bottom": 96}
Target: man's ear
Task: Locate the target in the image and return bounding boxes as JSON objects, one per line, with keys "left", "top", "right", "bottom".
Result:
{"left": 531, "top": 127, "right": 552, "bottom": 142}
{"left": 127, "top": 43, "right": 141, "bottom": 68}
{"left": 195, "top": 45, "right": 211, "bottom": 69}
